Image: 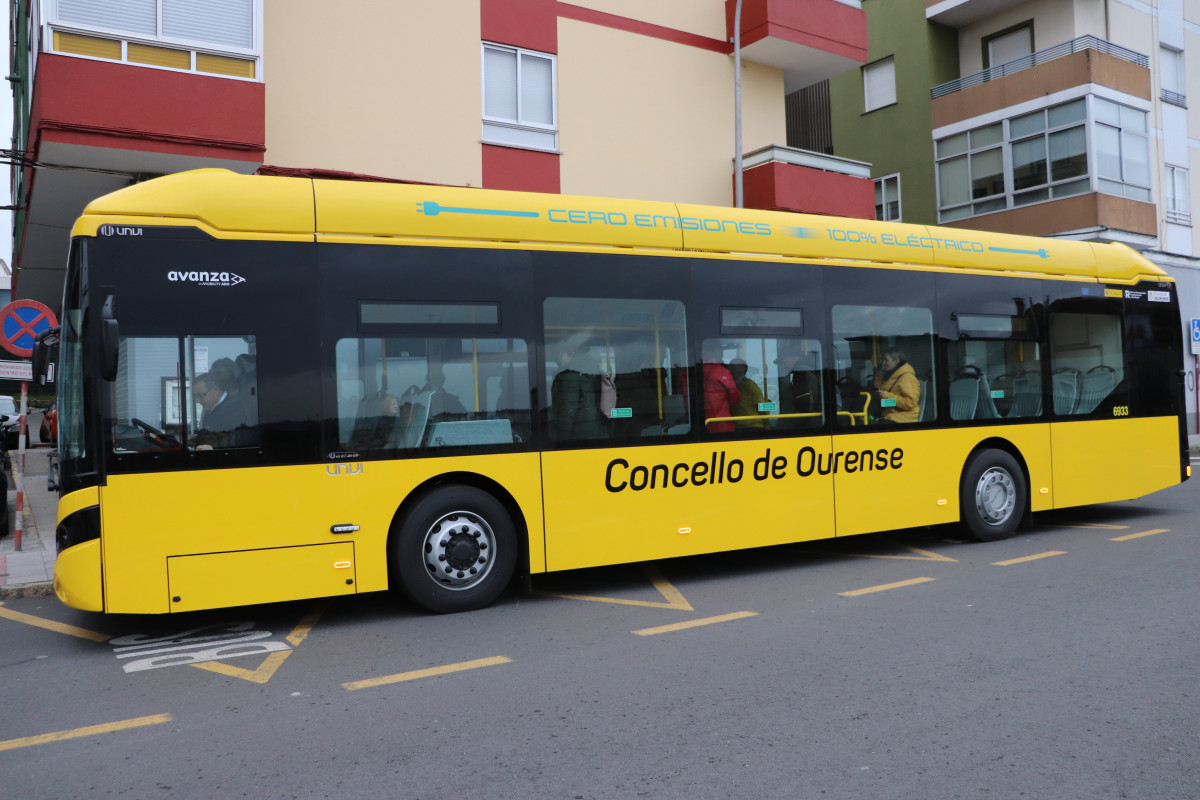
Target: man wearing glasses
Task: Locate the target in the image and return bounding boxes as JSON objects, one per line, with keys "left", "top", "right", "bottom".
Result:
{"left": 191, "top": 371, "right": 247, "bottom": 448}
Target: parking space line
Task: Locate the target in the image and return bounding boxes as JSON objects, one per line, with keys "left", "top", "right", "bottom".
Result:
{"left": 992, "top": 551, "right": 1067, "bottom": 566}
{"left": 632, "top": 611, "right": 758, "bottom": 636}
{"left": 1110, "top": 528, "right": 1170, "bottom": 542}
{"left": 838, "top": 577, "right": 935, "bottom": 597}
{"left": 0, "top": 603, "right": 111, "bottom": 642}
{"left": 342, "top": 656, "right": 512, "bottom": 691}
{"left": 0, "top": 713, "right": 172, "bottom": 753}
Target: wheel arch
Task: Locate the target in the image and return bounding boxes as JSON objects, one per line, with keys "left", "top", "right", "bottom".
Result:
{"left": 385, "top": 470, "right": 532, "bottom": 592}
{"left": 959, "top": 437, "right": 1033, "bottom": 526}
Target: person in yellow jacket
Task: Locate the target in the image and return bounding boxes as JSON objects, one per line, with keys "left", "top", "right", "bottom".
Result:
{"left": 873, "top": 349, "right": 921, "bottom": 423}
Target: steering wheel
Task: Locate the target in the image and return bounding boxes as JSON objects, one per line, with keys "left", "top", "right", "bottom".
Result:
{"left": 131, "top": 417, "right": 180, "bottom": 449}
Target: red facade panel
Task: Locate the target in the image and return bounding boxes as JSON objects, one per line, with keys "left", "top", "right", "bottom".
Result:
{"left": 727, "top": 0, "right": 868, "bottom": 61}
{"left": 482, "top": 0, "right": 559, "bottom": 51}
{"left": 743, "top": 161, "right": 874, "bottom": 219}
{"left": 32, "top": 54, "right": 264, "bottom": 161}
{"left": 483, "top": 144, "right": 561, "bottom": 193}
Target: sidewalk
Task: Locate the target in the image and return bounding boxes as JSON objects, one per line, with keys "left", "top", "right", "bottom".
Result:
{"left": 0, "top": 446, "right": 59, "bottom": 599}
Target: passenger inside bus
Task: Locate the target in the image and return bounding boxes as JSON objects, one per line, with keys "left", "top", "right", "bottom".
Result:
{"left": 348, "top": 392, "right": 403, "bottom": 451}
{"left": 775, "top": 348, "right": 821, "bottom": 420}
{"left": 550, "top": 332, "right": 608, "bottom": 440}
{"left": 873, "top": 349, "right": 921, "bottom": 423}
{"left": 727, "top": 358, "right": 768, "bottom": 429}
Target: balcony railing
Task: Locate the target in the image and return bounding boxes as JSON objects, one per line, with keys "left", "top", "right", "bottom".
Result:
{"left": 931, "top": 35, "right": 1148, "bottom": 99}
{"left": 1162, "top": 88, "right": 1187, "bottom": 108}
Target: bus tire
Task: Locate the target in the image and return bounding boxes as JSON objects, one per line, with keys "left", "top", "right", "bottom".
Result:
{"left": 392, "top": 486, "right": 517, "bottom": 613}
{"left": 960, "top": 449, "right": 1026, "bottom": 542}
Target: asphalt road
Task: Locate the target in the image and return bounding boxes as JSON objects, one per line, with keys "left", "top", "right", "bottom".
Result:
{"left": 1, "top": 469, "right": 1198, "bottom": 799}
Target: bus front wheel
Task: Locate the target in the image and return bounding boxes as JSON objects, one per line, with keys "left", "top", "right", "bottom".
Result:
{"left": 392, "top": 486, "right": 517, "bottom": 613}
{"left": 960, "top": 449, "right": 1026, "bottom": 542}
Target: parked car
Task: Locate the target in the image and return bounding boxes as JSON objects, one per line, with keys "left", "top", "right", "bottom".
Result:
{"left": 0, "top": 395, "right": 19, "bottom": 451}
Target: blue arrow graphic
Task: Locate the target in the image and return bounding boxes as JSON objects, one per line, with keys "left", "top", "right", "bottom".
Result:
{"left": 988, "top": 246, "right": 1048, "bottom": 259}
{"left": 417, "top": 201, "right": 539, "bottom": 219}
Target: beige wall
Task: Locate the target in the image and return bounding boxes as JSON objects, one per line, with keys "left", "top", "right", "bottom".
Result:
{"left": 569, "top": 0, "right": 727, "bottom": 41}
{"left": 557, "top": 18, "right": 784, "bottom": 205}
{"left": 263, "top": 0, "right": 484, "bottom": 187}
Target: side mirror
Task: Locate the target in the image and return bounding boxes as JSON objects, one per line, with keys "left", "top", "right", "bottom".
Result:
{"left": 32, "top": 326, "right": 60, "bottom": 386}
{"left": 100, "top": 295, "right": 119, "bottom": 381}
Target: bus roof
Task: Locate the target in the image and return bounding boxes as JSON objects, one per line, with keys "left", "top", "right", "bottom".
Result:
{"left": 76, "top": 169, "right": 1167, "bottom": 284}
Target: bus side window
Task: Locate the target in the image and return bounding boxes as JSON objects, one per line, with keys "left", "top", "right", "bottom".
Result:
{"left": 336, "top": 337, "right": 530, "bottom": 452}
{"left": 543, "top": 297, "right": 690, "bottom": 441}
{"left": 700, "top": 337, "right": 823, "bottom": 434}
{"left": 185, "top": 336, "right": 260, "bottom": 449}
{"left": 832, "top": 305, "right": 935, "bottom": 426}
{"left": 1049, "top": 312, "right": 1123, "bottom": 415}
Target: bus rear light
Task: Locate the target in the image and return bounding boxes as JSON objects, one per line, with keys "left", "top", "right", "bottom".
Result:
{"left": 1188, "top": 466, "right": 1192, "bottom": 478}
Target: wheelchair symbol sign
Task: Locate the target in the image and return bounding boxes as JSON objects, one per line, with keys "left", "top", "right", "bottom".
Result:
{"left": 1191, "top": 319, "right": 1200, "bottom": 355}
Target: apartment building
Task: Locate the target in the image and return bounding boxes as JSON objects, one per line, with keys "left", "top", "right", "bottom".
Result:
{"left": 830, "top": 0, "right": 1200, "bottom": 429}
{"left": 8, "top": 0, "right": 871, "bottom": 315}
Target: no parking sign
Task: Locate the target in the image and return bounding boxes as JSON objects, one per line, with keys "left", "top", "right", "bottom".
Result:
{"left": 0, "top": 299, "right": 58, "bottom": 358}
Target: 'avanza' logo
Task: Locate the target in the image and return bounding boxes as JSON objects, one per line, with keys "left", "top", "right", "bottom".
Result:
{"left": 167, "top": 270, "right": 246, "bottom": 287}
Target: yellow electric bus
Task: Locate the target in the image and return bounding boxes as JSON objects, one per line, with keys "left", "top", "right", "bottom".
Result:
{"left": 45, "top": 169, "right": 1188, "bottom": 615}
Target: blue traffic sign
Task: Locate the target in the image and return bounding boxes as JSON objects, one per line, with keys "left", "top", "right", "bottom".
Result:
{"left": 0, "top": 300, "right": 58, "bottom": 358}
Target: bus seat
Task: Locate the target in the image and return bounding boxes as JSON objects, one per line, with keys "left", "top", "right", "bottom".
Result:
{"left": 917, "top": 379, "right": 930, "bottom": 422}
{"left": 975, "top": 373, "right": 1002, "bottom": 419}
{"left": 399, "top": 389, "right": 434, "bottom": 448}
{"left": 1052, "top": 368, "right": 1080, "bottom": 415}
{"left": 1076, "top": 365, "right": 1116, "bottom": 414}
{"left": 949, "top": 378, "right": 979, "bottom": 420}
{"left": 1008, "top": 375, "right": 1043, "bottom": 418}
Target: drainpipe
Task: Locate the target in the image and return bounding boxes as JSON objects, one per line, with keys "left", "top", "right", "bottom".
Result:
{"left": 734, "top": 0, "right": 744, "bottom": 209}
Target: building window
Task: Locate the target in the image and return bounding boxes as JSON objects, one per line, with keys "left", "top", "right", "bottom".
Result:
{"left": 1094, "top": 97, "right": 1151, "bottom": 202}
{"left": 49, "top": 0, "right": 259, "bottom": 79}
{"left": 1160, "top": 46, "right": 1186, "bottom": 107}
{"left": 483, "top": 43, "right": 558, "bottom": 152}
{"left": 1166, "top": 165, "right": 1191, "bottom": 225}
{"left": 863, "top": 56, "right": 896, "bottom": 113}
{"left": 875, "top": 174, "right": 901, "bottom": 221}
{"left": 983, "top": 22, "right": 1033, "bottom": 69}
{"left": 935, "top": 96, "right": 1149, "bottom": 222}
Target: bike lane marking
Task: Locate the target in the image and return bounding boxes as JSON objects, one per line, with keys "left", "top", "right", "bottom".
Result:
{"left": 538, "top": 564, "right": 694, "bottom": 610}
{"left": 632, "top": 611, "right": 758, "bottom": 636}
{"left": 992, "top": 551, "right": 1067, "bottom": 566}
{"left": 838, "top": 577, "right": 936, "bottom": 597}
{"left": 1110, "top": 528, "right": 1170, "bottom": 542}
{"left": 190, "top": 601, "right": 327, "bottom": 684}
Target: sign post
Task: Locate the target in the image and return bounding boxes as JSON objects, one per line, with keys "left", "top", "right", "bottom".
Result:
{"left": 0, "top": 300, "right": 59, "bottom": 552}
{"left": 1192, "top": 320, "right": 1200, "bottom": 434}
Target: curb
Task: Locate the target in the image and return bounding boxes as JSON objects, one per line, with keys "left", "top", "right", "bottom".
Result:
{"left": 0, "top": 582, "right": 55, "bottom": 599}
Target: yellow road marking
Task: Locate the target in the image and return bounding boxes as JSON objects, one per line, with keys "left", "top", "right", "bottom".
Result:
{"left": 1110, "top": 528, "right": 1170, "bottom": 542}
{"left": 992, "top": 551, "right": 1067, "bottom": 566}
{"left": 192, "top": 601, "right": 328, "bottom": 683}
{"left": 0, "top": 713, "right": 171, "bottom": 753}
{"left": 633, "top": 611, "right": 758, "bottom": 636}
{"left": 539, "top": 564, "right": 694, "bottom": 610}
{"left": 838, "top": 577, "right": 936, "bottom": 597}
{"left": 343, "top": 656, "right": 512, "bottom": 691}
{"left": 0, "top": 602, "right": 111, "bottom": 642}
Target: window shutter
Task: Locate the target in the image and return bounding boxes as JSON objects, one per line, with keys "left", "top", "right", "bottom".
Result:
{"left": 58, "top": 0, "right": 156, "bottom": 36}
{"left": 484, "top": 47, "right": 518, "bottom": 121}
{"left": 520, "top": 54, "right": 554, "bottom": 126}
{"left": 163, "top": 0, "right": 253, "bottom": 49}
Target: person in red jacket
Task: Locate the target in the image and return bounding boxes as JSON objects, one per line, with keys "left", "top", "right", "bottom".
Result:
{"left": 702, "top": 360, "right": 740, "bottom": 433}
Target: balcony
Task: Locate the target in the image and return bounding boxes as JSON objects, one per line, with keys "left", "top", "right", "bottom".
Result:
{"left": 741, "top": 145, "right": 875, "bottom": 218}
{"left": 727, "top": 0, "right": 868, "bottom": 92}
{"left": 931, "top": 36, "right": 1151, "bottom": 129}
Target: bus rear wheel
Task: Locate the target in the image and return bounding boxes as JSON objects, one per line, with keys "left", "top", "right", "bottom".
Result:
{"left": 960, "top": 449, "right": 1026, "bottom": 542}
{"left": 392, "top": 486, "right": 517, "bottom": 613}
